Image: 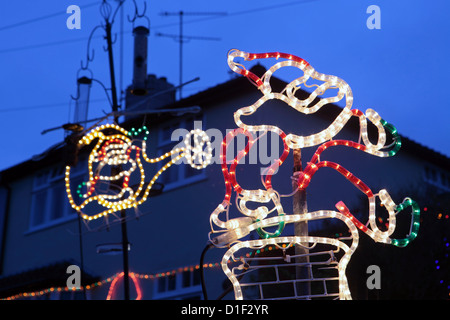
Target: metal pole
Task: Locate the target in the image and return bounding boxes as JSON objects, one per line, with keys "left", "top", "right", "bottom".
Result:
{"left": 119, "top": 210, "right": 130, "bottom": 300}
{"left": 179, "top": 11, "right": 183, "bottom": 100}
{"left": 158, "top": 11, "right": 224, "bottom": 100}
{"left": 292, "top": 148, "right": 311, "bottom": 298}
{"left": 105, "top": 20, "right": 130, "bottom": 301}
{"left": 105, "top": 22, "right": 119, "bottom": 115}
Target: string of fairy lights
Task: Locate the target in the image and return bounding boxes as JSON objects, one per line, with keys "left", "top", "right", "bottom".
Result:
{"left": 1, "top": 262, "right": 220, "bottom": 301}
{"left": 2, "top": 239, "right": 358, "bottom": 300}
{"left": 1, "top": 244, "right": 298, "bottom": 300}
{"left": 208, "top": 49, "right": 421, "bottom": 300}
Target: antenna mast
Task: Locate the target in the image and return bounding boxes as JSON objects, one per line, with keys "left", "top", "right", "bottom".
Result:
{"left": 158, "top": 11, "right": 226, "bottom": 99}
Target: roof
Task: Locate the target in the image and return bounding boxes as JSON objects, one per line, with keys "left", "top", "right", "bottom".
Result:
{"left": 1, "top": 65, "right": 449, "bottom": 183}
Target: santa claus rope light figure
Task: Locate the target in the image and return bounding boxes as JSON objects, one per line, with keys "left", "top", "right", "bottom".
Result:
{"left": 208, "top": 49, "right": 420, "bottom": 300}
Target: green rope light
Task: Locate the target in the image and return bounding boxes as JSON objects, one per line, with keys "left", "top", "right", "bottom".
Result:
{"left": 256, "top": 214, "right": 286, "bottom": 239}
{"left": 391, "top": 198, "right": 421, "bottom": 247}
{"left": 380, "top": 118, "right": 402, "bottom": 156}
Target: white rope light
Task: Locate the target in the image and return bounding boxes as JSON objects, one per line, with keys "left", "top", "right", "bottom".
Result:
{"left": 184, "top": 128, "right": 213, "bottom": 169}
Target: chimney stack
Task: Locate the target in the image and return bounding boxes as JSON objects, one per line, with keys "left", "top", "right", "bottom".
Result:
{"left": 74, "top": 76, "right": 92, "bottom": 126}
{"left": 131, "top": 26, "right": 150, "bottom": 96}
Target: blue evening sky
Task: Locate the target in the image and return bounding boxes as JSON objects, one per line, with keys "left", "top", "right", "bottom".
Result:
{"left": 0, "top": 0, "right": 449, "bottom": 171}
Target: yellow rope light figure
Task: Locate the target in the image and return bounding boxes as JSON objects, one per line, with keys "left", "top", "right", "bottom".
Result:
{"left": 65, "top": 123, "right": 212, "bottom": 221}
{"left": 208, "top": 50, "right": 420, "bottom": 300}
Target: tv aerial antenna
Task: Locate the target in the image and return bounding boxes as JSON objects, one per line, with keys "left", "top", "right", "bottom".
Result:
{"left": 157, "top": 11, "right": 226, "bottom": 99}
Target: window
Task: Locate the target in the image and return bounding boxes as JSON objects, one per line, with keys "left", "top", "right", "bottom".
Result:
{"left": 153, "top": 268, "right": 202, "bottom": 300}
{"left": 182, "top": 268, "right": 201, "bottom": 288}
{"left": 424, "top": 166, "right": 450, "bottom": 192}
{"left": 157, "top": 113, "right": 207, "bottom": 190}
{"left": 29, "top": 164, "right": 85, "bottom": 231}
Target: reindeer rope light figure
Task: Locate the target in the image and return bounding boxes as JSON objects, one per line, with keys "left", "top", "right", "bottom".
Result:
{"left": 65, "top": 123, "right": 212, "bottom": 223}
{"left": 208, "top": 49, "right": 420, "bottom": 300}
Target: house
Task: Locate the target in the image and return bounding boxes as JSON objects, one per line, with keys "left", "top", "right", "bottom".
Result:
{"left": 0, "top": 64, "right": 449, "bottom": 300}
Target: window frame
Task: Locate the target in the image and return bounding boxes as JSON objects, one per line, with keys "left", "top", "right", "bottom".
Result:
{"left": 27, "top": 164, "right": 86, "bottom": 233}
{"left": 423, "top": 166, "right": 450, "bottom": 192}
{"left": 156, "top": 113, "right": 208, "bottom": 191}
{"left": 152, "top": 268, "right": 202, "bottom": 300}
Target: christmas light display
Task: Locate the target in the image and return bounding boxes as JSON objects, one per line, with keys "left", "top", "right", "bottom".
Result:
{"left": 1, "top": 263, "right": 220, "bottom": 300}
{"left": 106, "top": 271, "right": 142, "bottom": 300}
{"left": 208, "top": 49, "right": 420, "bottom": 300}
{"left": 65, "top": 124, "right": 212, "bottom": 221}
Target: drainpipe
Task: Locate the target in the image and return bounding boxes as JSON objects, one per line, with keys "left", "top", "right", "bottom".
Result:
{"left": 0, "top": 174, "right": 11, "bottom": 275}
